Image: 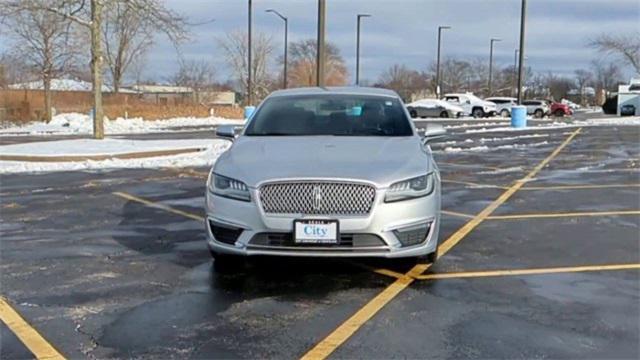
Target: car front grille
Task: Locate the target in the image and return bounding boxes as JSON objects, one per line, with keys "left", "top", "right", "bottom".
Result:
{"left": 259, "top": 181, "right": 376, "bottom": 216}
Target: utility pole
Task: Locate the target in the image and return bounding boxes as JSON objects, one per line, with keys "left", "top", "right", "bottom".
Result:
{"left": 488, "top": 37, "right": 501, "bottom": 96}
{"left": 247, "top": 0, "right": 252, "bottom": 105}
{"left": 355, "top": 14, "right": 371, "bottom": 86}
{"left": 435, "top": 26, "right": 450, "bottom": 98}
{"left": 517, "top": 0, "right": 527, "bottom": 104}
{"left": 316, "top": 0, "right": 326, "bottom": 87}
{"left": 266, "top": 9, "right": 288, "bottom": 88}
{"left": 91, "top": 0, "right": 104, "bottom": 139}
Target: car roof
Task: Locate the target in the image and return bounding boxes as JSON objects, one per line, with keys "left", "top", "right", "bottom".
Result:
{"left": 486, "top": 97, "right": 516, "bottom": 100}
{"left": 267, "top": 86, "right": 399, "bottom": 98}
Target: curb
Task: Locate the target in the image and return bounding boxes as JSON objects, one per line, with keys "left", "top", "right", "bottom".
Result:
{"left": 0, "top": 147, "right": 206, "bottom": 162}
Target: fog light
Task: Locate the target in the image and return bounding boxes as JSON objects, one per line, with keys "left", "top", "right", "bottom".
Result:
{"left": 393, "top": 223, "right": 430, "bottom": 247}
{"left": 209, "top": 220, "right": 243, "bottom": 245}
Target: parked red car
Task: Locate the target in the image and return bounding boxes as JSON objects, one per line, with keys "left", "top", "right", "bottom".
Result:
{"left": 549, "top": 101, "right": 573, "bottom": 117}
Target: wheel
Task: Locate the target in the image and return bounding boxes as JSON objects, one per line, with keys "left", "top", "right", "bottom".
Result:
{"left": 439, "top": 111, "right": 449, "bottom": 118}
{"left": 408, "top": 108, "right": 418, "bottom": 118}
{"left": 472, "top": 108, "right": 485, "bottom": 118}
{"left": 500, "top": 109, "right": 510, "bottom": 118}
{"left": 553, "top": 109, "right": 565, "bottom": 117}
{"left": 534, "top": 109, "right": 544, "bottom": 118}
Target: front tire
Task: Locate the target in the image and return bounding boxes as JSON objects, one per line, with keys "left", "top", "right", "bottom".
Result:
{"left": 408, "top": 108, "right": 418, "bottom": 118}
{"left": 500, "top": 109, "right": 510, "bottom": 118}
{"left": 534, "top": 109, "right": 544, "bottom": 118}
{"left": 553, "top": 109, "right": 565, "bottom": 117}
{"left": 472, "top": 107, "right": 485, "bottom": 118}
{"left": 439, "top": 111, "right": 449, "bottom": 118}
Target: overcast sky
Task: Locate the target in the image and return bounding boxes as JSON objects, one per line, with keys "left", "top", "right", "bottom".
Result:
{"left": 153, "top": 0, "right": 638, "bottom": 84}
{"left": 4, "top": 0, "right": 638, "bottom": 84}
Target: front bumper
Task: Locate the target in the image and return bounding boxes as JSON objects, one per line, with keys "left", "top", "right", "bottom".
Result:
{"left": 204, "top": 182, "right": 441, "bottom": 258}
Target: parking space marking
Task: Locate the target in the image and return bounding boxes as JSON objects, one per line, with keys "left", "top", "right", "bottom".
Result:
{"left": 441, "top": 210, "right": 476, "bottom": 219}
{"left": 415, "top": 263, "right": 640, "bottom": 280}
{"left": 112, "top": 191, "right": 204, "bottom": 222}
{"left": 0, "top": 296, "right": 66, "bottom": 360}
{"left": 441, "top": 179, "right": 508, "bottom": 189}
{"left": 487, "top": 210, "right": 640, "bottom": 220}
{"left": 521, "top": 183, "right": 640, "bottom": 190}
{"left": 301, "top": 128, "right": 582, "bottom": 360}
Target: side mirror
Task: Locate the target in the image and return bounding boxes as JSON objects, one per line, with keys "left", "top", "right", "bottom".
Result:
{"left": 216, "top": 125, "right": 236, "bottom": 140}
{"left": 423, "top": 124, "right": 446, "bottom": 143}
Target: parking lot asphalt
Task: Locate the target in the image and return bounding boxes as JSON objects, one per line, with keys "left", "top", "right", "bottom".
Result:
{"left": 1, "top": 119, "right": 639, "bottom": 359}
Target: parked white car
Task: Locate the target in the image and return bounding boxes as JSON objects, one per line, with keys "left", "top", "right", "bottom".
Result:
{"left": 443, "top": 93, "right": 497, "bottom": 118}
{"left": 406, "top": 99, "right": 464, "bottom": 118}
{"left": 485, "top": 97, "right": 517, "bottom": 117}
{"left": 522, "top": 100, "right": 550, "bottom": 118}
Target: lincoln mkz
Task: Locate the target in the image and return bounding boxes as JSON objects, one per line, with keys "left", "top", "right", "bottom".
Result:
{"left": 205, "top": 87, "right": 445, "bottom": 265}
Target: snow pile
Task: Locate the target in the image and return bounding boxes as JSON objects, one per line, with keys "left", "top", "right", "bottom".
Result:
{"left": 0, "top": 138, "right": 230, "bottom": 174}
{"left": 442, "top": 141, "right": 549, "bottom": 153}
{"left": 477, "top": 134, "right": 550, "bottom": 143}
{"left": 0, "top": 113, "right": 244, "bottom": 136}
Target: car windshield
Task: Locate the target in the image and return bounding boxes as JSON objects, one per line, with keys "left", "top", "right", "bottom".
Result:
{"left": 244, "top": 94, "right": 413, "bottom": 136}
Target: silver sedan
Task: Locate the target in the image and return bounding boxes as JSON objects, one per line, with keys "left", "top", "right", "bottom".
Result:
{"left": 205, "top": 87, "right": 444, "bottom": 265}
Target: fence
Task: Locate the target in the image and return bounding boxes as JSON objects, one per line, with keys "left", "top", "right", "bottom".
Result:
{"left": 0, "top": 89, "right": 243, "bottom": 123}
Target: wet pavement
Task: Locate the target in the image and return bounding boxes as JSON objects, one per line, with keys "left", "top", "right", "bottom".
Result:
{"left": 0, "top": 119, "right": 639, "bottom": 359}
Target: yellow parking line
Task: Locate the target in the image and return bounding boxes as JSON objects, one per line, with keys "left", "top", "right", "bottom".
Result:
{"left": 0, "top": 296, "right": 65, "bottom": 360}
{"left": 112, "top": 192, "right": 204, "bottom": 222}
{"left": 300, "top": 128, "right": 582, "bottom": 360}
{"left": 441, "top": 210, "right": 476, "bottom": 219}
{"left": 521, "top": 184, "right": 640, "bottom": 190}
{"left": 415, "top": 263, "right": 640, "bottom": 280}
{"left": 487, "top": 210, "right": 640, "bottom": 220}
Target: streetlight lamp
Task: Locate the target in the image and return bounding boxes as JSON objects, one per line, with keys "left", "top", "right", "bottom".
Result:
{"left": 488, "top": 37, "right": 502, "bottom": 96}
{"left": 266, "top": 9, "right": 288, "bottom": 89}
{"left": 355, "top": 14, "right": 371, "bottom": 86}
{"left": 247, "top": 0, "right": 252, "bottom": 105}
{"left": 435, "top": 26, "right": 451, "bottom": 98}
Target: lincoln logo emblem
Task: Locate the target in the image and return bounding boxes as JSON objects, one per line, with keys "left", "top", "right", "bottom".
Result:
{"left": 312, "top": 186, "right": 322, "bottom": 210}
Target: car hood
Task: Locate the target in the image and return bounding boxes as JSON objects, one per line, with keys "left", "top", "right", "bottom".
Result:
{"left": 213, "top": 136, "right": 432, "bottom": 188}
{"left": 483, "top": 101, "right": 497, "bottom": 108}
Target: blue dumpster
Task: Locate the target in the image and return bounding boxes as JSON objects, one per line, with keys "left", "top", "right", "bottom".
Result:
{"left": 244, "top": 106, "right": 256, "bottom": 119}
{"left": 511, "top": 105, "right": 527, "bottom": 128}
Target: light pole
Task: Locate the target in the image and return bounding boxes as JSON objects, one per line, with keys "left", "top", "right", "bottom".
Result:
{"left": 316, "top": 0, "right": 326, "bottom": 87}
{"left": 488, "top": 37, "right": 501, "bottom": 96}
{"left": 517, "top": 0, "right": 528, "bottom": 104}
{"left": 512, "top": 49, "right": 519, "bottom": 97}
{"left": 247, "top": 0, "right": 252, "bottom": 105}
{"left": 355, "top": 14, "right": 371, "bottom": 86}
{"left": 266, "top": 9, "right": 288, "bottom": 89}
{"left": 435, "top": 26, "right": 450, "bottom": 97}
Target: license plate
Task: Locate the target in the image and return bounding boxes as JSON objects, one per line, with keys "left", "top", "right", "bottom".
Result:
{"left": 294, "top": 220, "right": 339, "bottom": 244}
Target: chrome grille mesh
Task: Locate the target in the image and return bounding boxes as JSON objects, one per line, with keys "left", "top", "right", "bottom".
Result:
{"left": 259, "top": 182, "right": 376, "bottom": 215}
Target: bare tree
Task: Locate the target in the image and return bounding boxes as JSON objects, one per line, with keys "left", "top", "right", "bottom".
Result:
{"left": 218, "top": 30, "right": 274, "bottom": 104}
{"left": 1, "top": 0, "right": 188, "bottom": 138}
{"left": 0, "top": 7, "right": 80, "bottom": 121}
{"left": 574, "top": 69, "right": 593, "bottom": 105}
{"left": 589, "top": 32, "right": 640, "bottom": 74}
{"left": 169, "top": 59, "right": 216, "bottom": 104}
{"left": 376, "top": 64, "right": 428, "bottom": 101}
{"left": 591, "top": 59, "right": 623, "bottom": 93}
{"left": 286, "top": 39, "right": 348, "bottom": 88}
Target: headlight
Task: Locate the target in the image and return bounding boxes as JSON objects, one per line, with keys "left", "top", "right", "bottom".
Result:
{"left": 385, "top": 173, "right": 435, "bottom": 202}
{"left": 208, "top": 173, "right": 251, "bottom": 202}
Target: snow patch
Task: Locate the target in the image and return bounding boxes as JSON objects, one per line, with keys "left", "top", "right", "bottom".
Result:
{"left": 1, "top": 112, "right": 244, "bottom": 136}
{"left": 478, "top": 166, "right": 524, "bottom": 174}
{"left": 0, "top": 138, "right": 230, "bottom": 174}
